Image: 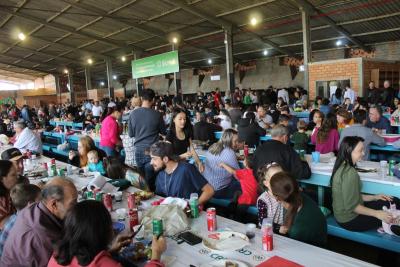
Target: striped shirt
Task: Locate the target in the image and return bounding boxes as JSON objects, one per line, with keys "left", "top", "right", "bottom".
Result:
{"left": 257, "top": 191, "right": 284, "bottom": 226}
{"left": 203, "top": 148, "right": 239, "bottom": 191}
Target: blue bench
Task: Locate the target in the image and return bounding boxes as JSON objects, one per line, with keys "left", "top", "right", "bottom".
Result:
{"left": 208, "top": 198, "right": 258, "bottom": 217}
{"left": 326, "top": 216, "right": 400, "bottom": 253}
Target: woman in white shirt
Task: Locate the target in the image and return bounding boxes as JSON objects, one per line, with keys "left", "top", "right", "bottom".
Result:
{"left": 217, "top": 109, "right": 232, "bottom": 130}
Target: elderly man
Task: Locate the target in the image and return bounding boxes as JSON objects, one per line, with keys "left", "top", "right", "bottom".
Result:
{"left": 13, "top": 120, "right": 42, "bottom": 153}
{"left": 253, "top": 125, "right": 311, "bottom": 180}
{"left": 150, "top": 141, "right": 214, "bottom": 205}
{"left": 366, "top": 105, "right": 391, "bottom": 134}
{"left": 1, "top": 178, "right": 77, "bottom": 267}
{"left": 340, "top": 109, "right": 385, "bottom": 160}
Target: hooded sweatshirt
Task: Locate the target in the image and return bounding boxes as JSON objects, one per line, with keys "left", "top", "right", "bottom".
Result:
{"left": 237, "top": 118, "right": 266, "bottom": 148}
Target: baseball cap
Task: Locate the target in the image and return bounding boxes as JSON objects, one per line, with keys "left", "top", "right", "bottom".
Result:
{"left": 1, "top": 148, "right": 25, "bottom": 161}
{"left": 107, "top": 102, "right": 116, "bottom": 108}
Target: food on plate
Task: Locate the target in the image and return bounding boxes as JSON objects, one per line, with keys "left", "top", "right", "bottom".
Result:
{"left": 134, "top": 191, "right": 154, "bottom": 204}
{"left": 120, "top": 241, "right": 152, "bottom": 261}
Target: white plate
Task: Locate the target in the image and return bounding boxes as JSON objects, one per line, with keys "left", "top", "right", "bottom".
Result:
{"left": 200, "top": 259, "right": 249, "bottom": 267}
{"left": 202, "top": 231, "right": 250, "bottom": 252}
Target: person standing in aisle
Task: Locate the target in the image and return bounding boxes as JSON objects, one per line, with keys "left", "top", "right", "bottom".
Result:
{"left": 128, "top": 89, "right": 166, "bottom": 191}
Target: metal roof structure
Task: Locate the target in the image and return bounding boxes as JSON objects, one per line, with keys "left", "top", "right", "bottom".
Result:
{"left": 0, "top": 0, "right": 399, "bottom": 82}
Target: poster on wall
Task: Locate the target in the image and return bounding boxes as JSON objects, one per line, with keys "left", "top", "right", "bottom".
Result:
{"left": 132, "top": 51, "right": 179, "bottom": 79}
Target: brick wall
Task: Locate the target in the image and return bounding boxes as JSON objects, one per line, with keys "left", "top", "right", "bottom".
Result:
{"left": 308, "top": 58, "right": 362, "bottom": 100}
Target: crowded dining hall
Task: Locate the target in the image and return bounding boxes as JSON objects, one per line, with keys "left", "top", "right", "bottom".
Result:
{"left": 0, "top": 0, "right": 400, "bottom": 266}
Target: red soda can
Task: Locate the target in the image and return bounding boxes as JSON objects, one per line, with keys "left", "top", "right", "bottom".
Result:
{"left": 51, "top": 158, "right": 56, "bottom": 165}
{"left": 43, "top": 162, "right": 48, "bottom": 170}
{"left": 206, "top": 207, "right": 217, "bottom": 231}
{"left": 127, "top": 193, "right": 136, "bottom": 209}
{"left": 262, "top": 221, "right": 273, "bottom": 251}
{"left": 129, "top": 208, "right": 139, "bottom": 229}
{"left": 103, "top": 193, "right": 113, "bottom": 212}
{"left": 244, "top": 145, "right": 249, "bottom": 156}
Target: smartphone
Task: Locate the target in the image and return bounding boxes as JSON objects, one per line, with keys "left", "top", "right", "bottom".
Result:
{"left": 178, "top": 231, "right": 202, "bottom": 246}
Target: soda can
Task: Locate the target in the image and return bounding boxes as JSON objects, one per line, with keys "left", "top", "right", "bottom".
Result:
{"left": 129, "top": 208, "right": 139, "bottom": 230}
{"left": 207, "top": 207, "right": 217, "bottom": 231}
{"left": 244, "top": 145, "right": 249, "bottom": 157}
{"left": 59, "top": 168, "right": 65, "bottom": 177}
{"left": 51, "top": 158, "right": 56, "bottom": 165}
{"left": 67, "top": 165, "right": 73, "bottom": 175}
{"left": 190, "top": 197, "right": 199, "bottom": 218}
{"left": 389, "top": 160, "right": 396, "bottom": 176}
{"left": 86, "top": 190, "right": 94, "bottom": 199}
{"left": 261, "top": 219, "right": 273, "bottom": 251}
{"left": 103, "top": 193, "right": 113, "bottom": 212}
{"left": 43, "top": 162, "right": 48, "bottom": 170}
{"left": 127, "top": 193, "right": 136, "bottom": 209}
{"left": 95, "top": 192, "right": 103, "bottom": 202}
{"left": 152, "top": 219, "right": 163, "bottom": 236}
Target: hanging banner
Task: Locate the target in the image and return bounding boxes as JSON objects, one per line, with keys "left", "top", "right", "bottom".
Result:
{"left": 132, "top": 51, "right": 179, "bottom": 79}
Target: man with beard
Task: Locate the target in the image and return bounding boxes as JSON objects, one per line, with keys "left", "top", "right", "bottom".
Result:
{"left": 150, "top": 141, "right": 214, "bottom": 205}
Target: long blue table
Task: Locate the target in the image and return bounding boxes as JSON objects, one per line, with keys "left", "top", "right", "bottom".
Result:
{"left": 49, "top": 121, "right": 84, "bottom": 130}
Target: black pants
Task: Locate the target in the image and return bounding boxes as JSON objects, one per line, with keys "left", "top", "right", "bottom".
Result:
{"left": 338, "top": 197, "right": 400, "bottom": 231}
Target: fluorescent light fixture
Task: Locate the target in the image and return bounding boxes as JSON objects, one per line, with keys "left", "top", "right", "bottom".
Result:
{"left": 172, "top": 37, "right": 178, "bottom": 44}
{"left": 121, "top": 56, "right": 126, "bottom": 62}
{"left": 250, "top": 17, "right": 257, "bottom": 26}
{"left": 299, "top": 65, "right": 305, "bottom": 72}
{"left": 63, "top": 69, "right": 69, "bottom": 74}
{"left": 336, "top": 40, "right": 342, "bottom": 46}
{"left": 208, "top": 58, "right": 212, "bottom": 64}
{"left": 263, "top": 50, "right": 268, "bottom": 56}
{"left": 87, "top": 58, "right": 93, "bottom": 64}
{"left": 113, "top": 75, "right": 117, "bottom": 80}
{"left": 100, "top": 81, "right": 105, "bottom": 86}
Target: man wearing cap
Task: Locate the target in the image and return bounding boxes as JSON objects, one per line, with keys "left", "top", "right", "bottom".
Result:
{"left": 12, "top": 120, "right": 42, "bottom": 154}
{"left": 1, "top": 148, "right": 27, "bottom": 184}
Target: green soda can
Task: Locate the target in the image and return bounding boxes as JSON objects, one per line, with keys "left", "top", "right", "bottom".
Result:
{"left": 86, "top": 190, "right": 94, "bottom": 199}
{"left": 95, "top": 192, "right": 104, "bottom": 201}
{"left": 152, "top": 219, "right": 163, "bottom": 236}
{"left": 389, "top": 160, "right": 396, "bottom": 176}
{"left": 59, "top": 168, "right": 65, "bottom": 177}
{"left": 190, "top": 198, "right": 199, "bottom": 218}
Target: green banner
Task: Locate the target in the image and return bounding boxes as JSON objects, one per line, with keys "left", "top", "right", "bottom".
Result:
{"left": 0, "top": 97, "right": 15, "bottom": 105}
{"left": 132, "top": 51, "right": 179, "bottom": 79}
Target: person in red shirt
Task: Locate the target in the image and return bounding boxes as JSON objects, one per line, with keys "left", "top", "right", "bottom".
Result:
{"left": 213, "top": 88, "right": 222, "bottom": 109}
{"left": 219, "top": 155, "right": 258, "bottom": 222}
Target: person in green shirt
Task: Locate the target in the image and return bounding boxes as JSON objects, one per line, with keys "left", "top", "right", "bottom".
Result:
{"left": 243, "top": 90, "right": 252, "bottom": 106}
{"left": 270, "top": 172, "right": 327, "bottom": 247}
{"left": 331, "top": 136, "right": 400, "bottom": 231}
{"left": 291, "top": 120, "right": 309, "bottom": 151}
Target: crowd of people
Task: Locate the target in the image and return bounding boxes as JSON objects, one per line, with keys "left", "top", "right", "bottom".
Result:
{"left": 0, "top": 81, "right": 399, "bottom": 266}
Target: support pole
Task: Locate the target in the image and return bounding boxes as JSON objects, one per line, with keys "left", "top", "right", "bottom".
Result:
{"left": 301, "top": 7, "right": 312, "bottom": 94}
{"left": 68, "top": 71, "right": 74, "bottom": 103}
{"left": 54, "top": 74, "right": 61, "bottom": 104}
{"left": 133, "top": 52, "right": 140, "bottom": 96}
{"left": 85, "top": 67, "right": 92, "bottom": 98}
{"left": 106, "top": 58, "right": 114, "bottom": 99}
{"left": 224, "top": 28, "right": 235, "bottom": 96}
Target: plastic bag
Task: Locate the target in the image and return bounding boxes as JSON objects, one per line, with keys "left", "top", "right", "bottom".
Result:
{"left": 141, "top": 205, "right": 189, "bottom": 238}
{"left": 382, "top": 204, "right": 400, "bottom": 236}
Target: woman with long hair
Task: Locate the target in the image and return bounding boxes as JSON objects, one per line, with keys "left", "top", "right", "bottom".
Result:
{"left": 100, "top": 105, "right": 123, "bottom": 157}
{"left": 166, "top": 107, "right": 204, "bottom": 172}
{"left": 311, "top": 113, "right": 339, "bottom": 154}
{"left": 202, "top": 129, "right": 241, "bottom": 199}
{"left": 48, "top": 200, "right": 166, "bottom": 267}
{"left": 270, "top": 172, "right": 327, "bottom": 247}
{"left": 0, "top": 160, "right": 18, "bottom": 229}
{"left": 330, "top": 88, "right": 343, "bottom": 105}
{"left": 68, "top": 136, "right": 106, "bottom": 168}
{"left": 331, "top": 136, "right": 400, "bottom": 231}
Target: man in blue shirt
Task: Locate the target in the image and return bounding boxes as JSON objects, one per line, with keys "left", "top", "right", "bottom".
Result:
{"left": 366, "top": 105, "right": 392, "bottom": 134}
{"left": 150, "top": 141, "right": 214, "bottom": 204}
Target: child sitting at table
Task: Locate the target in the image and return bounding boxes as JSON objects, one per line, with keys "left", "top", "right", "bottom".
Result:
{"left": 257, "top": 162, "right": 285, "bottom": 227}
{"left": 270, "top": 172, "right": 327, "bottom": 247}
{"left": 219, "top": 155, "right": 258, "bottom": 223}
{"left": 0, "top": 184, "right": 41, "bottom": 257}
{"left": 291, "top": 120, "right": 309, "bottom": 151}
{"left": 87, "top": 150, "right": 106, "bottom": 175}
